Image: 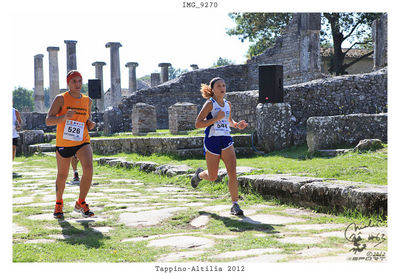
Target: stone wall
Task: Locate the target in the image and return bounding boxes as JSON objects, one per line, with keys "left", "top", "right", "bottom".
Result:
{"left": 20, "top": 112, "right": 56, "bottom": 132}
{"left": 247, "top": 13, "right": 326, "bottom": 88}
{"left": 15, "top": 130, "right": 55, "bottom": 156}
{"left": 20, "top": 111, "right": 104, "bottom": 132}
{"left": 114, "top": 65, "right": 249, "bottom": 132}
{"left": 21, "top": 67, "right": 387, "bottom": 150}
{"left": 90, "top": 135, "right": 252, "bottom": 156}
{"left": 238, "top": 174, "right": 387, "bottom": 216}
{"left": 226, "top": 68, "right": 387, "bottom": 144}
{"left": 306, "top": 113, "right": 387, "bottom": 152}
{"left": 100, "top": 13, "right": 329, "bottom": 134}
{"left": 122, "top": 67, "right": 386, "bottom": 137}
{"left": 284, "top": 68, "right": 387, "bottom": 127}
{"left": 225, "top": 90, "right": 259, "bottom": 134}
{"left": 29, "top": 13, "right": 327, "bottom": 134}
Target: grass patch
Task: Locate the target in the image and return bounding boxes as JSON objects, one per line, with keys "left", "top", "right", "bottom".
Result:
{"left": 95, "top": 144, "right": 387, "bottom": 185}
{"left": 12, "top": 142, "right": 387, "bottom": 262}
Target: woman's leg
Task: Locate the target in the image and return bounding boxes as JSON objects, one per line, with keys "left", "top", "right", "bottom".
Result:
{"left": 199, "top": 152, "right": 220, "bottom": 182}
{"left": 75, "top": 144, "right": 93, "bottom": 201}
{"left": 220, "top": 145, "right": 238, "bottom": 203}
{"left": 55, "top": 151, "right": 72, "bottom": 201}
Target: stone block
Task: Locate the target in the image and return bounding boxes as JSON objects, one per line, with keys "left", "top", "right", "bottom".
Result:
{"left": 20, "top": 112, "right": 56, "bottom": 132}
{"left": 90, "top": 135, "right": 252, "bottom": 156}
{"left": 132, "top": 103, "right": 157, "bottom": 134}
{"left": 103, "top": 106, "right": 123, "bottom": 135}
{"left": 238, "top": 174, "right": 387, "bottom": 216}
{"left": 306, "top": 113, "right": 387, "bottom": 152}
{"left": 20, "top": 130, "right": 44, "bottom": 145}
{"left": 255, "top": 103, "right": 293, "bottom": 152}
{"left": 168, "top": 102, "right": 197, "bottom": 134}
{"left": 354, "top": 139, "right": 383, "bottom": 151}
{"left": 17, "top": 130, "right": 45, "bottom": 155}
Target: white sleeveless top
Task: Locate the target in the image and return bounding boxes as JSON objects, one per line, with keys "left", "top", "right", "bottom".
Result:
{"left": 13, "top": 108, "right": 19, "bottom": 138}
{"left": 205, "top": 98, "right": 231, "bottom": 137}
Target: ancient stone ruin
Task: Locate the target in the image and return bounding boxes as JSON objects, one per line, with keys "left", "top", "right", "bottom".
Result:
{"left": 168, "top": 102, "right": 198, "bottom": 134}
{"left": 22, "top": 12, "right": 387, "bottom": 157}
{"left": 17, "top": 13, "right": 388, "bottom": 221}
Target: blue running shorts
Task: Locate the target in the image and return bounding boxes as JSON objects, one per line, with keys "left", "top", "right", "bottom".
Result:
{"left": 204, "top": 135, "right": 234, "bottom": 156}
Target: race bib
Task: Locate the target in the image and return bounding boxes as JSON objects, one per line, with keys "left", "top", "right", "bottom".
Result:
{"left": 215, "top": 119, "right": 230, "bottom": 133}
{"left": 63, "top": 120, "right": 84, "bottom": 141}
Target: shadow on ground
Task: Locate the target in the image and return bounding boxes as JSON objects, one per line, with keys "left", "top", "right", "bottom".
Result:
{"left": 200, "top": 211, "right": 281, "bottom": 234}
{"left": 57, "top": 219, "right": 110, "bottom": 249}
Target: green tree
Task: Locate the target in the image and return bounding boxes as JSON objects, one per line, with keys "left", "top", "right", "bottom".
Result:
{"left": 212, "top": 57, "right": 235, "bottom": 67}
{"left": 12, "top": 87, "right": 34, "bottom": 112}
{"left": 138, "top": 75, "right": 151, "bottom": 83}
{"left": 44, "top": 87, "right": 50, "bottom": 109}
{"left": 227, "top": 13, "right": 292, "bottom": 58}
{"left": 322, "top": 13, "right": 380, "bottom": 75}
{"left": 168, "top": 66, "right": 189, "bottom": 80}
{"left": 227, "top": 12, "right": 381, "bottom": 75}
{"left": 81, "top": 83, "right": 88, "bottom": 95}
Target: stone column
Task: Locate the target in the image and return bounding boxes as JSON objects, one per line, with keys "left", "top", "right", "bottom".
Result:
{"left": 373, "top": 13, "right": 387, "bottom": 70}
{"left": 92, "top": 61, "right": 107, "bottom": 112}
{"left": 158, "top": 63, "right": 171, "bottom": 83}
{"left": 64, "top": 40, "right": 77, "bottom": 72}
{"left": 125, "top": 62, "right": 139, "bottom": 93}
{"left": 105, "top": 42, "right": 122, "bottom": 106}
{"left": 33, "top": 54, "right": 45, "bottom": 112}
{"left": 298, "top": 13, "right": 321, "bottom": 72}
{"left": 190, "top": 64, "right": 199, "bottom": 70}
{"left": 47, "top": 46, "right": 60, "bottom": 104}
{"left": 151, "top": 73, "right": 161, "bottom": 87}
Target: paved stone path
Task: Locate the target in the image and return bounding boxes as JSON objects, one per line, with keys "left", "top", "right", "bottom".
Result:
{"left": 12, "top": 159, "right": 387, "bottom": 263}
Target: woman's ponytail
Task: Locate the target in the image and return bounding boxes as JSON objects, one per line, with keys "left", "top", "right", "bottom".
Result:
{"left": 200, "top": 77, "right": 224, "bottom": 99}
{"left": 200, "top": 84, "right": 213, "bottom": 99}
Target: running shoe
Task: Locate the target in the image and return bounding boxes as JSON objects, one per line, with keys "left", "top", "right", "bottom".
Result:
{"left": 71, "top": 174, "right": 80, "bottom": 185}
{"left": 74, "top": 201, "right": 94, "bottom": 218}
{"left": 53, "top": 202, "right": 64, "bottom": 219}
{"left": 12, "top": 172, "right": 22, "bottom": 178}
{"left": 191, "top": 167, "right": 204, "bottom": 188}
{"left": 230, "top": 203, "right": 244, "bottom": 216}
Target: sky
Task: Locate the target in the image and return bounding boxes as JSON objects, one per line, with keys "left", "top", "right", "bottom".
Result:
{"left": 8, "top": 1, "right": 253, "bottom": 92}
{"left": 6, "top": 1, "right": 394, "bottom": 93}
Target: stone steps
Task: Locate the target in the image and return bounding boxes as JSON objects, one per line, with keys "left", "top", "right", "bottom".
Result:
{"left": 175, "top": 146, "right": 256, "bottom": 157}
{"left": 26, "top": 135, "right": 260, "bottom": 158}
{"left": 238, "top": 174, "right": 387, "bottom": 216}
{"left": 28, "top": 143, "right": 56, "bottom": 153}
{"left": 27, "top": 144, "right": 256, "bottom": 157}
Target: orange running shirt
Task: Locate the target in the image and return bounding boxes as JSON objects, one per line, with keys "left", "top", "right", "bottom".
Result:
{"left": 55, "top": 91, "right": 91, "bottom": 147}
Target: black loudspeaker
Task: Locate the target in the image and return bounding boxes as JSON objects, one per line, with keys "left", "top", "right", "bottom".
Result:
{"left": 88, "top": 79, "right": 102, "bottom": 99}
{"left": 258, "top": 65, "right": 283, "bottom": 104}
